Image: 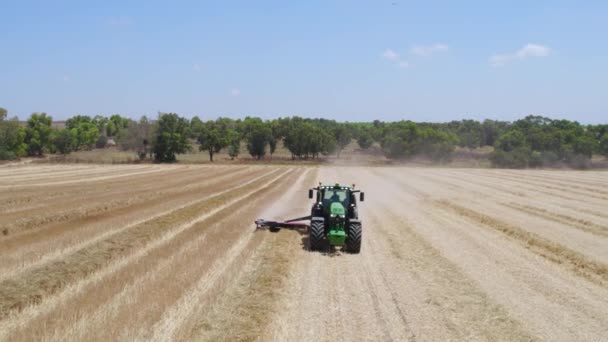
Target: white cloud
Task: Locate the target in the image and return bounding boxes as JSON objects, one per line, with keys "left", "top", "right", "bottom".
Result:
{"left": 398, "top": 60, "right": 410, "bottom": 68}
{"left": 382, "top": 48, "right": 409, "bottom": 68}
{"left": 193, "top": 63, "right": 202, "bottom": 72}
{"left": 490, "top": 43, "right": 551, "bottom": 67}
{"left": 230, "top": 88, "right": 240, "bottom": 96}
{"left": 382, "top": 49, "right": 400, "bottom": 61}
{"left": 383, "top": 43, "right": 448, "bottom": 69}
{"left": 489, "top": 54, "right": 510, "bottom": 67}
{"left": 410, "top": 43, "right": 449, "bottom": 57}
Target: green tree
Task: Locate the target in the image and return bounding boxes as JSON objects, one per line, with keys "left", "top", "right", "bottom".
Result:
{"left": 308, "top": 125, "right": 335, "bottom": 158}
{"left": 495, "top": 129, "right": 528, "bottom": 152}
{"left": 356, "top": 130, "right": 373, "bottom": 150}
{"left": 197, "top": 118, "right": 234, "bottom": 161}
{"left": 417, "top": 128, "right": 458, "bottom": 162}
{"left": 0, "top": 110, "right": 27, "bottom": 160}
{"left": 92, "top": 115, "right": 109, "bottom": 133}
{"left": 190, "top": 116, "right": 204, "bottom": 139}
{"left": 227, "top": 130, "right": 241, "bottom": 160}
{"left": 600, "top": 132, "right": 608, "bottom": 157}
{"left": 267, "top": 121, "right": 279, "bottom": 159}
{"left": 571, "top": 133, "right": 597, "bottom": 158}
{"left": 65, "top": 115, "right": 92, "bottom": 130}
{"left": 63, "top": 116, "right": 100, "bottom": 150}
{"left": 25, "top": 113, "right": 53, "bottom": 156}
{"left": 107, "top": 114, "right": 129, "bottom": 136}
{"left": 333, "top": 125, "right": 352, "bottom": 158}
{"left": 268, "top": 136, "right": 277, "bottom": 158}
{"left": 153, "top": 113, "right": 191, "bottom": 162}
{"left": 242, "top": 118, "right": 271, "bottom": 160}
{"left": 371, "top": 120, "right": 385, "bottom": 142}
{"left": 381, "top": 121, "right": 419, "bottom": 158}
{"left": 481, "top": 119, "right": 507, "bottom": 146}
{"left": 74, "top": 122, "right": 100, "bottom": 150}
{"left": 283, "top": 117, "right": 308, "bottom": 158}
{"left": 106, "top": 120, "right": 116, "bottom": 137}
{"left": 502, "top": 116, "right": 600, "bottom": 168}
{"left": 490, "top": 130, "right": 532, "bottom": 168}
{"left": 280, "top": 117, "right": 336, "bottom": 159}
{"left": 50, "top": 128, "right": 75, "bottom": 154}
{"left": 447, "top": 120, "right": 482, "bottom": 148}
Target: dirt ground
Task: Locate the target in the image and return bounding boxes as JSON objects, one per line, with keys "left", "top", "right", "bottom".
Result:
{"left": 0, "top": 164, "right": 607, "bottom": 341}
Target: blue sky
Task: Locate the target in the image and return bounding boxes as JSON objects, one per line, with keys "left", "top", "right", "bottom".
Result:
{"left": 1, "top": 0, "right": 607, "bottom": 123}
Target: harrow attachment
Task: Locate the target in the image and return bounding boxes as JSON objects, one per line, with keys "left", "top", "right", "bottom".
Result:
{"left": 255, "top": 215, "right": 311, "bottom": 231}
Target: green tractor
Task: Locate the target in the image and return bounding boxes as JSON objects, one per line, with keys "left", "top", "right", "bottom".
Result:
{"left": 255, "top": 183, "right": 364, "bottom": 253}
{"left": 309, "top": 183, "right": 364, "bottom": 253}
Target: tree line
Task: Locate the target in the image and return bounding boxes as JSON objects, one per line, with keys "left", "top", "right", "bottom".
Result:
{"left": 1, "top": 107, "right": 607, "bottom": 168}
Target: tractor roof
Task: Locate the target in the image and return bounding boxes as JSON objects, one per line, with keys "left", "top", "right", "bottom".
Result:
{"left": 319, "top": 183, "right": 354, "bottom": 190}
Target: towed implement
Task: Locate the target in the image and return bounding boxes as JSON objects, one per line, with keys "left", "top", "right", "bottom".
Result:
{"left": 256, "top": 183, "right": 365, "bottom": 253}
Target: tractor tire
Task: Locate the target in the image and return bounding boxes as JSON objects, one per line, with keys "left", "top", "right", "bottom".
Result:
{"left": 346, "top": 221, "right": 362, "bottom": 254}
{"left": 269, "top": 226, "right": 281, "bottom": 233}
{"left": 348, "top": 205, "right": 359, "bottom": 220}
{"left": 309, "top": 220, "right": 325, "bottom": 251}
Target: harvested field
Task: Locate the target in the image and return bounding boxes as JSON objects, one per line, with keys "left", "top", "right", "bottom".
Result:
{"left": 1, "top": 165, "right": 608, "bottom": 341}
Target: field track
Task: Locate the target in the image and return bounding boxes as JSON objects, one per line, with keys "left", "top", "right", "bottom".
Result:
{"left": 1, "top": 164, "right": 607, "bottom": 341}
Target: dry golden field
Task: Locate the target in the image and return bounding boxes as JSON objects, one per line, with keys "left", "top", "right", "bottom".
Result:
{"left": 1, "top": 164, "right": 607, "bottom": 341}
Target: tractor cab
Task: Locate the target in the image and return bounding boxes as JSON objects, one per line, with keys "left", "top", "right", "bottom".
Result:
{"left": 309, "top": 183, "right": 364, "bottom": 220}
{"left": 322, "top": 186, "right": 349, "bottom": 213}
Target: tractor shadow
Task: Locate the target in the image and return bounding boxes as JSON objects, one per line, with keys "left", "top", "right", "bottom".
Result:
{"left": 257, "top": 226, "right": 345, "bottom": 257}
{"left": 297, "top": 229, "right": 345, "bottom": 257}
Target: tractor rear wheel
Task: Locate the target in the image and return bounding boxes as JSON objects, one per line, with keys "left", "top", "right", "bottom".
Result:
{"left": 346, "top": 221, "right": 362, "bottom": 253}
{"left": 309, "top": 220, "right": 325, "bottom": 251}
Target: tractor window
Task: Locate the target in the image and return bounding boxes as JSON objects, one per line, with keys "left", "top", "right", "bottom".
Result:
{"left": 323, "top": 189, "right": 349, "bottom": 207}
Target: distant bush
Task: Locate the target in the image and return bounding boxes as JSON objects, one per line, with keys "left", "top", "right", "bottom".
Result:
{"left": 379, "top": 121, "right": 458, "bottom": 162}
{"left": 600, "top": 132, "right": 608, "bottom": 157}
{"left": 0, "top": 147, "right": 17, "bottom": 160}
{"left": 0, "top": 111, "right": 27, "bottom": 159}
{"left": 118, "top": 116, "right": 153, "bottom": 159}
{"left": 490, "top": 147, "right": 532, "bottom": 168}
{"left": 529, "top": 151, "right": 559, "bottom": 167}
{"left": 491, "top": 116, "right": 599, "bottom": 169}
{"left": 357, "top": 131, "right": 373, "bottom": 150}
{"left": 4, "top": 108, "right": 608, "bottom": 167}
{"left": 228, "top": 139, "right": 240, "bottom": 160}
{"left": 568, "top": 154, "right": 592, "bottom": 169}
{"left": 50, "top": 128, "right": 75, "bottom": 155}
{"left": 417, "top": 128, "right": 458, "bottom": 162}
{"left": 25, "top": 113, "right": 53, "bottom": 156}
{"left": 96, "top": 135, "right": 108, "bottom": 148}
